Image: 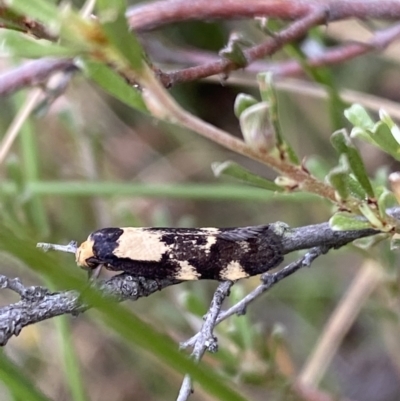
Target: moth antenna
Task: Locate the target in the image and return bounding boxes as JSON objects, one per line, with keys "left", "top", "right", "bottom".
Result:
{"left": 37, "top": 241, "right": 78, "bottom": 254}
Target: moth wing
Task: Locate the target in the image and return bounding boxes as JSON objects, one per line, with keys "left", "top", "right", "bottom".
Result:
{"left": 217, "top": 225, "right": 268, "bottom": 241}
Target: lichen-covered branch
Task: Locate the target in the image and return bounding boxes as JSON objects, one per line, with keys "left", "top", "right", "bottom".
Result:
{"left": 0, "top": 218, "right": 383, "bottom": 346}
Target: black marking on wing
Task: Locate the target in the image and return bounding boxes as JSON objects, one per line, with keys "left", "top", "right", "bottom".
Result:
{"left": 198, "top": 225, "right": 283, "bottom": 279}
{"left": 91, "top": 227, "right": 123, "bottom": 260}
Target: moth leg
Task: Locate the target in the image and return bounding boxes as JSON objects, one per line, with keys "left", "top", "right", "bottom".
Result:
{"left": 88, "top": 264, "right": 104, "bottom": 281}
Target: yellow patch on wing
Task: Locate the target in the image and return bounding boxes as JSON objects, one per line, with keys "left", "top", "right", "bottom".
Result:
{"left": 174, "top": 261, "right": 200, "bottom": 280}
{"left": 113, "top": 228, "right": 170, "bottom": 261}
{"left": 219, "top": 261, "right": 249, "bottom": 280}
{"left": 76, "top": 238, "right": 95, "bottom": 268}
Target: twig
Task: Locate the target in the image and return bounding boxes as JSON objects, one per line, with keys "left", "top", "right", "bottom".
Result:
{"left": 0, "top": 272, "right": 180, "bottom": 346}
{"left": 127, "top": 0, "right": 400, "bottom": 33}
{"left": 0, "top": 218, "right": 381, "bottom": 346}
{"left": 159, "top": 7, "right": 328, "bottom": 87}
{"left": 0, "top": 59, "right": 75, "bottom": 97}
{"left": 158, "top": 22, "right": 400, "bottom": 86}
{"left": 181, "top": 247, "right": 328, "bottom": 351}
{"left": 2, "top": 7, "right": 400, "bottom": 99}
{"left": 177, "top": 281, "right": 233, "bottom": 401}
{"left": 176, "top": 248, "right": 330, "bottom": 401}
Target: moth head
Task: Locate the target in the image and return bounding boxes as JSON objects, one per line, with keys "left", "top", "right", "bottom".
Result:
{"left": 75, "top": 238, "right": 98, "bottom": 270}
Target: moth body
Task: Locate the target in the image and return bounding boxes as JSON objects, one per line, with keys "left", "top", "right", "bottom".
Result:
{"left": 75, "top": 225, "right": 283, "bottom": 281}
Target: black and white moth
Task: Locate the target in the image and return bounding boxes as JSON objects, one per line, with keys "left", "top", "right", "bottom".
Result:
{"left": 75, "top": 225, "right": 284, "bottom": 281}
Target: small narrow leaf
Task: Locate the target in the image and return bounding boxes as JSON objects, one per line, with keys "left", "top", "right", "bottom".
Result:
{"left": 257, "top": 72, "right": 283, "bottom": 146}
{"left": 379, "top": 109, "right": 400, "bottom": 145}
{"left": 349, "top": 108, "right": 400, "bottom": 161}
{"left": 377, "top": 189, "right": 398, "bottom": 219}
{"left": 96, "top": 1, "right": 144, "bottom": 72}
{"left": 329, "top": 155, "right": 367, "bottom": 200}
{"left": 329, "top": 212, "right": 373, "bottom": 231}
{"left": 358, "top": 203, "right": 383, "bottom": 229}
{"left": 219, "top": 33, "right": 250, "bottom": 68}
{"left": 212, "top": 161, "right": 283, "bottom": 191}
{"left": 344, "top": 104, "right": 374, "bottom": 130}
{"left": 234, "top": 94, "right": 258, "bottom": 118}
{"left": 79, "top": 58, "right": 147, "bottom": 112}
{"left": 346, "top": 176, "right": 368, "bottom": 200}
{"left": 6, "top": 0, "right": 60, "bottom": 28}
{"left": 331, "top": 129, "right": 374, "bottom": 198}
{"left": 350, "top": 126, "right": 375, "bottom": 144}
{"left": 0, "top": 30, "right": 76, "bottom": 58}
{"left": 369, "top": 122, "right": 400, "bottom": 161}
{"left": 327, "top": 167, "right": 349, "bottom": 200}
{"left": 239, "top": 102, "right": 276, "bottom": 152}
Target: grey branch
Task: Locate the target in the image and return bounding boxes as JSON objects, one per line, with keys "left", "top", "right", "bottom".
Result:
{"left": 177, "top": 281, "right": 233, "bottom": 401}
{"left": 176, "top": 247, "right": 327, "bottom": 401}
{"left": 0, "top": 219, "right": 384, "bottom": 346}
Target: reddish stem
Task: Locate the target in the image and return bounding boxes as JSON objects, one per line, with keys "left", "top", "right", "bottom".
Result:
{"left": 127, "top": 0, "right": 400, "bottom": 32}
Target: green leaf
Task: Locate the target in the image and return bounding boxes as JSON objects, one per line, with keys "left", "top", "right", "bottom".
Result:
{"left": 344, "top": 104, "right": 374, "bottom": 130}
{"left": 0, "top": 30, "right": 76, "bottom": 58}
{"left": 6, "top": 0, "right": 59, "bottom": 28}
{"left": 239, "top": 102, "right": 276, "bottom": 152}
{"left": 379, "top": 109, "right": 400, "bottom": 144}
{"left": 212, "top": 161, "right": 283, "bottom": 192}
{"left": 377, "top": 189, "right": 398, "bottom": 219}
{"left": 234, "top": 94, "right": 258, "bottom": 118}
{"left": 368, "top": 122, "right": 400, "bottom": 161}
{"left": 257, "top": 73, "right": 299, "bottom": 163}
{"left": 327, "top": 167, "right": 349, "bottom": 200}
{"left": 327, "top": 155, "right": 367, "bottom": 200}
{"left": 329, "top": 212, "right": 374, "bottom": 231}
{"left": 95, "top": 0, "right": 144, "bottom": 71}
{"left": 350, "top": 126, "right": 376, "bottom": 144}
{"left": 0, "top": 351, "right": 52, "bottom": 401}
{"left": 350, "top": 121, "right": 400, "bottom": 162}
{"left": 358, "top": 203, "right": 383, "bottom": 229}
{"left": 219, "top": 33, "right": 250, "bottom": 67}
{"left": 79, "top": 58, "right": 147, "bottom": 112}
{"left": 331, "top": 129, "right": 374, "bottom": 198}
{"left": 258, "top": 72, "right": 283, "bottom": 146}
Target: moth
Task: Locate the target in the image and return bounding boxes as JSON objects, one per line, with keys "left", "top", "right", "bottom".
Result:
{"left": 75, "top": 225, "right": 284, "bottom": 281}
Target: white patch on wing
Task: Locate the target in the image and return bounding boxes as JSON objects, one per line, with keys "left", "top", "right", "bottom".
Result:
{"left": 219, "top": 261, "right": 248, "bottom": 280}
{"left": 113, "top": 228, "right": 170, "bottom": 261}
{"left": 175, "top": 260, "right": 200, "bottom": 280}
